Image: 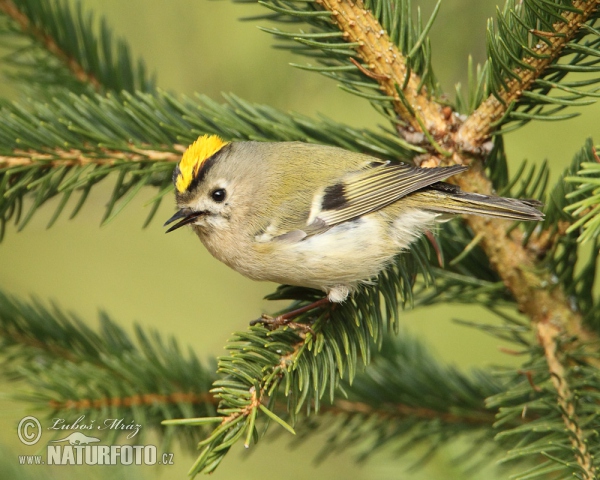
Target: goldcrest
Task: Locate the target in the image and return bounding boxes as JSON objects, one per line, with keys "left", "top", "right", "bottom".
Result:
{"left": 165, "top": 135, "right": 543, "bottom": 303}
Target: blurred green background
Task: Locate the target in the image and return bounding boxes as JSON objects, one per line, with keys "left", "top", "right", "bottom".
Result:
{"left": 1, "top": 0, "right": 599, "bottom": 478}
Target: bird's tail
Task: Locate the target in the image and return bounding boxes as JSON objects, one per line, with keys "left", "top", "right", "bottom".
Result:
{"left": 410, "top": 184, "right": 544, "bottom": 221}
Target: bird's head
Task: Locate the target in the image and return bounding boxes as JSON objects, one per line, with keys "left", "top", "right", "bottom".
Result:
{"left": 164, "top": 134, "right": 234, "bottom": 233}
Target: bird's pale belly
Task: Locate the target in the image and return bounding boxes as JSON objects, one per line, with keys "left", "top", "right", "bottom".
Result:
{"left": 197, "top": 209, "right": 439, "bottom": 301}
{"left": 257, "top": 218, "right": 395, "bottom": 288}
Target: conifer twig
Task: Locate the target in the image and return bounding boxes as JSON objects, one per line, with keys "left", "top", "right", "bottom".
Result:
{"left": 315, "top": 0, "right": 448, "bottom": 135}
{"left": 457, "top": 0, "right": 600, "bottom": 151}
{"left": 0, "top": 0, "right": 102, "bottom": 90}
{"left": 0, "top": 146, "right": 182, "bottom": 168}
{"left": 49, "top": 392, "right": 217, "bottom": 410}
{"left": 537, "top": 320, "right": 597, "bottom": 480}
{"left": 327, "top": 399, "right": 498, "bottom": 426}
{"left": 315, "top": 0, "right": 600, "bottom": 371}
{"left": 49, "top": 389, "right": 496, "bottom": 428}
{"left": 453, "top": 164, "right": 599, "bottom": 356}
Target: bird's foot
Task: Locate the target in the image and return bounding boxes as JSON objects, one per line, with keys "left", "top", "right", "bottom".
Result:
{"left": 249, "top": 297, "right": 331, "bottom": 331}
{"left": 251, "top": 314, "right": 314, "bottom": 334}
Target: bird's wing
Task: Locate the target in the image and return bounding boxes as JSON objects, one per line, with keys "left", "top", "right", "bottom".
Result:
{"left": 305, "top": 161, "right": 468, "bottom": 229}
{"left": 260, "top": 160, "right": 467, "bottom": 243}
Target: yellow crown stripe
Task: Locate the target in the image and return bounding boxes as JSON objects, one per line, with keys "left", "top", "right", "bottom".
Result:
{"left": 176, "top": 134, "right": 229, "bottom": 193}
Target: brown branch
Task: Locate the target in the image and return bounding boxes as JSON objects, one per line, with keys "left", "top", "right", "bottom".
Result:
{"left": 537, "top": 321, "right": 597, "bottom": 480}
{"left": 318, "top": 0, "right": 600, "bottom": 369}
{"left": 315, "top": 0, "right": 448, "bottom": 136}
{"left": 327, "top": 399, "right": 499, "bottom": 427}
{"left": 525, "top": 220, "right": 571, "bottom": 259}
{"left": 456, "top": 0, "right": 600, "bottom": 151}
{"left": 310, "top": 4, "right": 600, "bottom": 473}
{"left": 49, "top": 392, "right": 217, "bottom": 410}
{"left": 0, "top": 146, "right": 183, "bottom": 168}
{"left": 453, "top": 164, "right": 600, "bottom": 361}
{"left": 0, "top": 0, "right": 102, "bottom": 91}
{"left": 50, "top": 390, "right": 496, "bottom": 428}
{"left": 3, "top": 328, "right": 79, "bottom": 363}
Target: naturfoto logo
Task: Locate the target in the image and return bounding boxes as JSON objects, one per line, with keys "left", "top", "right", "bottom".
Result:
{"left": 46, "top": 443, "right": 159, "bottom": 465}
{"left": 17, "top": 415, "right": 174, "bottom": 467}
{"left": 51, "top": 432, "right": 100, "bottom": 445}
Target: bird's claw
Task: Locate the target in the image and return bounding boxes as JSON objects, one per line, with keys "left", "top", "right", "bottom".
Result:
{"left": 250, "top": 314, "right": 314, "bottom": 334}
{"left": 249, "top": 314, "right": 282, "bottom": 328}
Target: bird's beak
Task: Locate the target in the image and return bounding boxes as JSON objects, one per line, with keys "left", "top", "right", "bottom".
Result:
{"left": 164, "top": 209, "right": 204, "bottom": 233}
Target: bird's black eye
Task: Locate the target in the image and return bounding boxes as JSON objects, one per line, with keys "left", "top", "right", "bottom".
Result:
{"left": 211, "top": 188, "right": 226, "bottom": 203}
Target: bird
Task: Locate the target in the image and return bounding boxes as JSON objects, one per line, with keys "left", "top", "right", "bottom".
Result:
{"left": 165, "top": 134, "right": 543, "bottom": 322}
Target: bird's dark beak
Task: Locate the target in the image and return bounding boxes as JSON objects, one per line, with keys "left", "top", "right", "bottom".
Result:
{"left": 164, "top": 209, "right": 204, "bottom": 233}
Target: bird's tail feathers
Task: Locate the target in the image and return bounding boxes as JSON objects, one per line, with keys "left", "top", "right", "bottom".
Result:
{"left": 412, "top": 188, "right": 544, "bottom": 221}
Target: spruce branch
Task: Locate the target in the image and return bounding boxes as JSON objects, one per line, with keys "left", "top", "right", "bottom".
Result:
{"left": 0, "top": 0, "right": 100, "bottom": 91}
{"left": 539, "top": 140, "right": 600, "bottom": 328}
{"left": 487, "top": 330, "right": 600, "bottom": 479}
{"left": 178, "top": 302, "right": 521, "bottom": 475}
{"left": 306, "top": 0, "right": 599, "bottom": 358}
{"left": 537, "top": 320, "right": 596, "bottom": 480}
{"left": 289, "top": 335, "right": 510, "bottom": 466}
{"left": 49, "top": 392, "right": 217, "bottom": 411}
{"left": 251, "top": 2, "right": 600, "bottom": 475}
{"left": 179, "top": 254, "right": 423, "bottom": 474}
{"left": 452, "top": 166, "right": 598, "bottom": 345}
{"left": 0, "top": 284, "right": 556, "bottom": 474}
{"left": 1, "top": 147, "right": 181, "bottom": 167}
{"left": 314, "top": 0, "right": 447, "bottom": 134}
{"left": 457, "top": 0, "right": 600, "bottom": 150}
{"left": 254, "top": 0, "right": 443, "bottom": 134}
{"left": 321, "top": 398, "right": 497, "bottom": 427}
{"left": 0, "top": 90, "right": 418, "bottom": 234}
{"left": 564, "top": 145, "right": 600, "bottom": 243}
{"left": 2, "top": 1, "right": 600, "bottom": 477}
{"left": 0, "top": 291, "right": 218, "bottom": 450}
{"left": 0, "top": 0, "right": 154, "bottom": 93}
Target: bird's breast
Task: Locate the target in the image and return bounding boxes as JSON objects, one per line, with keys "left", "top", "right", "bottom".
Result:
{"left": 194, "top": 208, "right": 440, "bottom": 292}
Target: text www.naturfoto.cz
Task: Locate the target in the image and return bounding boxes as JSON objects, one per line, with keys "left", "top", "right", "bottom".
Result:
{"left": 19, "top": 445, "right": 162, "bottom": 465}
